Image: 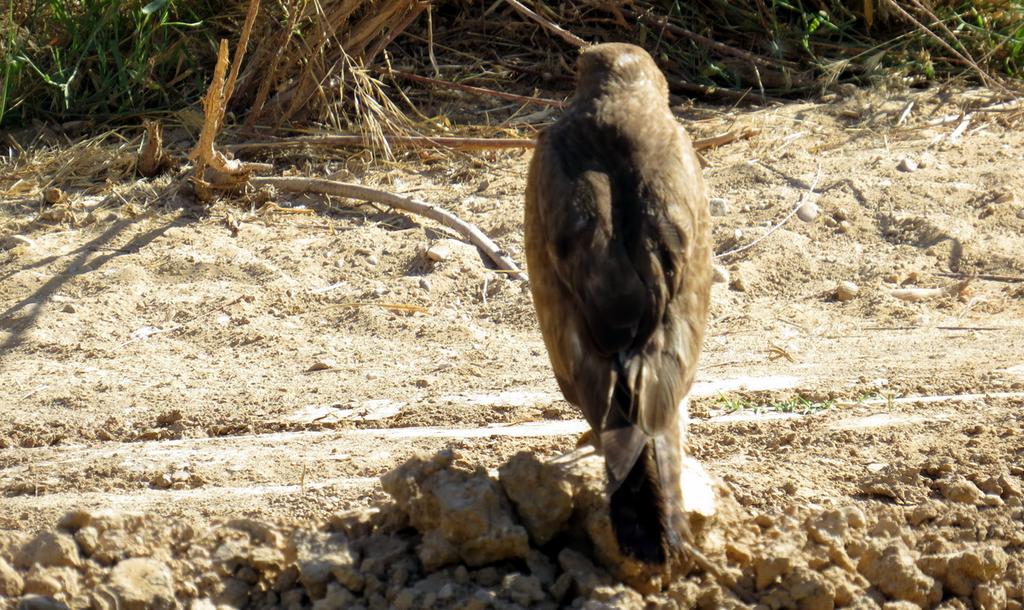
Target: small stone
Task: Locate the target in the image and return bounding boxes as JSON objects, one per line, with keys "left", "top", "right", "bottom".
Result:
{"left": 23, "top": 567, "right": 78, "bottom": 598}
{"left": 503, "top": 573, "right": 545, "bottom": 606}
{"left": 0, "top": 557, "right": 24, "bottom": 596}
{"left": 712, "top": 264, "right": 729, "bottom": 284}
{"left": 107, "top": 557, "right": 176, "bottom": 609}
{"left": 426, "top": 243, "right": 452, "bottom": 262}
{"left": 897, "top": 158, "right": 918, "bottom": 172}
{"left": 2, "top": 234, "right": 38, "bottom": 250}
{"left": 365, "top": 255, "right": 379, "bottom": 266}
{"left": 391, "top": 588, "right": 415, "bottom": 610}
{"left": 418, "top": 278, "right": 431, "bottom": 292}
{"left": 43, "top": 187, "right": 65, "bottom": 205}
{"left": 796, "top": 201, "right": 819, "bottom": 223}
{"left": 60, "top": 303, "right": 76, "bottom": 313}
{"left": 836, "top": 281, "right": 859, "bottom": 302}
{"left": 307, "top": 358, "right": 337, "bottom": 372}
{"left": 14, "top": 596, "right": 70, "bottom": 610}
{"left": 941, "top": 477, "right": 985, "bottom": 505}
{"left": 1017, "top": 208, "right": 1024, "bottom": 220}
{"left": 709, "top": 197, "right": 730, "bottom": 216}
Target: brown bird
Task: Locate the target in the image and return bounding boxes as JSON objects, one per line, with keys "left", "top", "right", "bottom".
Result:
{"left": 524, "top": 43, "right": 712, "bottom": 564}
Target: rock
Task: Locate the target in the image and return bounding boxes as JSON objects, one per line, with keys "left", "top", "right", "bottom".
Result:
{"left": 857, "top": 542, "right": 941, "bottom": 607}
{"left": 426, "top": 243, "right": 452, "bottom": 262}
{"left": 307, "top": 358, "right": 337, "bottom": 372}
{"left": 43, "top": 187, "right": 65, "bottom": 205}
{"left": 558, "top": 549, "right": 609, "bottom": 598}
{"left": 974, "top": 583, "right": 1007, "bottom": 610}
{"left": 502, "top": 573, "right": 546, "bottom": 606}
{"left": 314, "top": 582, "right": 357, "bottom": 610}
{"left": 381, "top": 450, "right": 529, "bottom": 568}
{"left": 712, "top": 264, "right": 729, "bottom": 284}
{"left": 107, "top": 557, "right": 176, "bottom": 610}
{"left": 796, "top": 201, "right": 820, "bottom": 223}
{"left": 23, "top": 567, "right": 79, "bottom": 599}
{"left": 15, "top": 532, "right": 81, "bottom": 569}
{"left": 939, "top": 477, "right": 985, "bottom": 505}
{"left": 0, "top": 556, "right": 24, "bottom": 596}
{"left": 836, "top": 281, "right": 859, "bottom": 302}
{"left": 1017, "top": 208, "right": 1024, "bottom": 220}
{"left": 928, "top": 547, "right": 1009, "bottom": 597}
{"left": 292, "top": 531, "right": 358, "bottom": 599}
{"left": 498, "top": 452, "right": 574, "bottom": 545}
{"left": 15, "top": 596, "right": 70, "bottom": 610}
{"left": 1, "top": 235, "right": 37, "bottom": 250}
{"left": 781, "top": 567, "right": 836, "bottom": 610}
{"left": 709, "top": 197, "right": 730, "bottom": 216}
{"left": 897, "top": 158, "right": 918, "bottom": 172}
{"left": 755, "top": 551, "right": 796, "bottom": 590}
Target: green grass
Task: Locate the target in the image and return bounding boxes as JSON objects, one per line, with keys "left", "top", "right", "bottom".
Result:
{"left": 648, "top": 1, "right": 1024, "bottom": 95}
{"left": 1, "top": 0, "right": 218, "bottom": 126}
{"left": 715, "top": 394, "right": 836, "bottom": 415}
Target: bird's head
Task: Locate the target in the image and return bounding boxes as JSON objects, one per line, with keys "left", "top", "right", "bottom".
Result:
{"left": 574, "top": 43, "right": 669, "bottom": 103}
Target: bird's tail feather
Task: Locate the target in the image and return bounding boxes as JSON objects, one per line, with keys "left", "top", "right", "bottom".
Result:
{"left": 608, "top": 441, "right": 669, "bottom": 564}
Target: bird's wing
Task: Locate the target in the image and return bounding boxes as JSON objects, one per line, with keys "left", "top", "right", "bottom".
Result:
{"left": 532, "top": 129, "right": 652, "bottom": 359}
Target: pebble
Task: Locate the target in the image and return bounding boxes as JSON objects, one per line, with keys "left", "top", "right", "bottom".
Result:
{"left": 708, "top": 197, "right": 730, "bottom": 216}
{"left": 426, "top": 243, "right": 451, "bottom": 262}
{"left": 897, "top": 158, "right": 918, "bottom": 172}
{"left": 796, "top": 201, "right": 819, "bottom": 223}
{"left": 712, "top": 264, "right": 729, "bottom": 285}
{"left": 307, "top": 358, "right": 337, "bottom": 372}
{"left": 2, "top": 234, "right": 37, "bottom": 250}
{"left": 1017, "top": 208, "right": 1024, "bottom": 220}
{"left": 836, "top": 281, "right": 859, "bottom": 302}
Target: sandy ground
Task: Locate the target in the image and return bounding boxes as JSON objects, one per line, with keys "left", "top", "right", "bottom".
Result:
{"left": 1, "top": 85, "right": 1023, "bottom": 608}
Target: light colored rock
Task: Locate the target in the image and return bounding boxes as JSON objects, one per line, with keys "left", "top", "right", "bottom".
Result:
{"left": 23, "top": 567, "right": 79, "bottom": 599}
{"left": 797, "top": 201, "right": 820, "bottom": 222}
{"left": 712, "top": 264, "right": 729, "bottom": 284}
{"left": 836, "top": 281, "right": 859, "bottom": 302}
{"left": 709, "top": 197, "right": 730, "bottom": 216}
{"left": 857, "top": 542, "right": 941, "bottom": 607}
{"left": 15, "top": 532, "right": 80, "bottom": 569}
{"left": 897, "top": 158, "right": 918, "bottom": 172}
{"left": 381, "top": 450, "right": 529, "bottom": 568}
{"left": 940, "top": 477, "right": 985, "bottom": 505}
{"left": 498, "top": 452, "right": 574, "bottom": 545}
{"left": 107, "top": 557, "right": 176, "bottom": 610}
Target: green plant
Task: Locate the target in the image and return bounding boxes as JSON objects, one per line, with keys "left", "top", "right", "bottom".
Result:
{"left": 1, "top": 0, "right": 216, "bottom": 126}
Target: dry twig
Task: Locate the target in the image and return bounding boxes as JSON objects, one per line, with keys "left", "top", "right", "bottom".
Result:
{"left": 387, "top": 69, "right": 566, "bottom": 108}
{"left": 251, "top": 176, "right": 527, "bottom": 281}
{"left": 503, "top": 0, "right": 587, "bottom": 48}
{"left": 227, "top": 134, "right": 535, "bottom": 153}
{"left": 890, "top": 279, "right": 972, "bottom": 302}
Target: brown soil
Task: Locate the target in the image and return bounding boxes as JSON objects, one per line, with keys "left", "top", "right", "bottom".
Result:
{"left": 1, "top": 85, "right": 1023, "bottom": 609}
